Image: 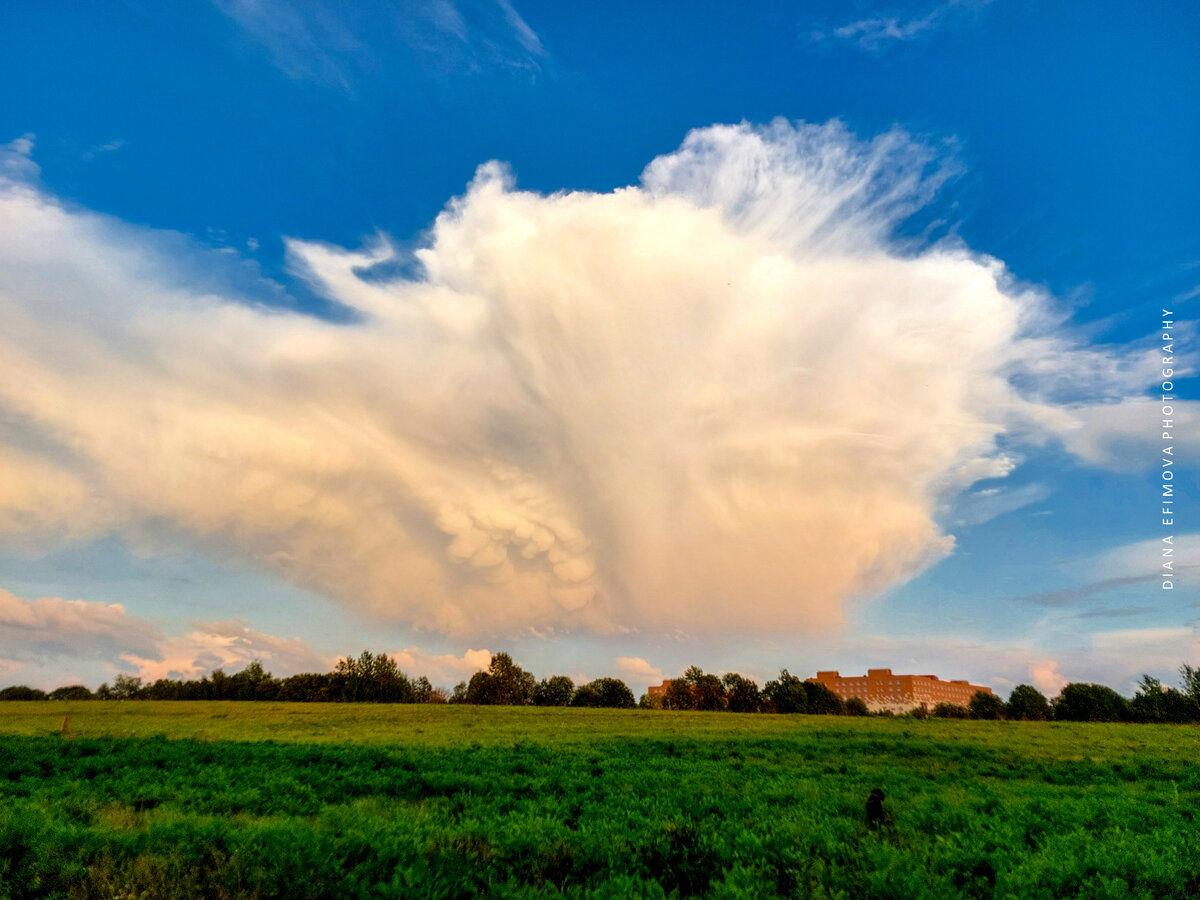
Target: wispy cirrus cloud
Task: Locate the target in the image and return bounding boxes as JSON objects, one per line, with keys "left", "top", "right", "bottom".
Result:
{"left": 213, "top": 0, "right": 549, "bottom": 91}
{"left": 808, "top": 0, "right": 995, "bottom": 52}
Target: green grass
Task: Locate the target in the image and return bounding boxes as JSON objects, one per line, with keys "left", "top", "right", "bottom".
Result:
{"left": 1, "top": 703, "right": 1198, "bottom": 899}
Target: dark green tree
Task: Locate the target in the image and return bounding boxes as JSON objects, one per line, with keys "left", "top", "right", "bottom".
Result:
{"left": 1006, "top": 684, "right": 1050, "bottom": 721}
{"left": 533, "top": 675, "right": 575, "bottom": 706}
{"left": 802, "top": 680, "right": 845, "bottom": 715}
{"left": 1052, "top": 683, "right": 1130, "bottom": 722}
{"left": 1180, "top": 664, "right": 1200, "bottom": 704}
{"left": 569, "top": 678, "right": 635, "bottom": 708}
{"left": 464, "top": 653, "right": 535, "bottom": 705}
{"left": 662, "top": 678, "right": 696, "bottom": 711}
{"left": 721, "top": 673, "right": 761, "bottom": 713}
{"left": 0, "top": 685, "right": 47, "bottom": 701}
{"left": 110, "top": 673, "right": 143, "bottom": 700}
{"left": 762, "top": 670, "right": 809, "bottom": 714}
{"left": 684, "top": 667, "right": 726, "bottom": 711}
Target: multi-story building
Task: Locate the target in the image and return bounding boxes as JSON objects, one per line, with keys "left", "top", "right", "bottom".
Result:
{"left": 808, "top": 668, "right": 993, "bottom": 714}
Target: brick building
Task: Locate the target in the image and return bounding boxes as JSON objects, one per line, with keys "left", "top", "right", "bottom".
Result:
{"left": 808, "top": 668, "right": 993, "bottom": 714}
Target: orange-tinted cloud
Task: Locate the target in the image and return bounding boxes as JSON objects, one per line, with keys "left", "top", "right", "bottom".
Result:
{"left": 0, "top": 123, "right": 1156, "bottom": 637}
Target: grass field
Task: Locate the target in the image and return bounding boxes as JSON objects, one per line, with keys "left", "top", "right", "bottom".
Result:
{"left": 1, "top": 703, "right": 1198, "bottom": 899}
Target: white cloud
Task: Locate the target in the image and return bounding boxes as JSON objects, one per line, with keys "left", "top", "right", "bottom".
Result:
{"left": 810, "top": 0, "right": 995, "bottom": 52}
{"left": 0, "top": 584, "right": 490, "bottom": 690}
{"left": 122, "top": 619, "right": 334, "bottom": 682}
{"left": 1029, "top": 659, "right": 1068, "bottom": 695}
{"left": 1054, "top": 397, "right": 1199, "bottom": 469}
{"left": 0, "top": 134, "right": 39, "bottom": 183}
{"left": 389, "top": 646, "right": 492, "bottom": 685}
{"left": 615, "top": 656, "right": 665, "bottom": 687}
{"left": 0, "top": 587, "right": 159, "bottom": 662}
{"left": 947, "top": 481, "right": 1050, "bottom": 527}
{"left": 1087, "top": 534, "right": 1200, "bottom": 585}
{"left": 0, "top": 120, "right": 1156, "bottom": 638}
{"left": 213, "top": 0, "right": 548, "bottom": 90}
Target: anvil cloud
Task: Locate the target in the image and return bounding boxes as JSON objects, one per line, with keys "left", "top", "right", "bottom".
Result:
{"left": 0, "top": 122, "right": 1146, "bottom": 637}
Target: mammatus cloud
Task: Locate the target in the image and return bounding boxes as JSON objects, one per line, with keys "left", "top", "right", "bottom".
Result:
{"left": 0, "top": 122, "right": 1157, "bottom": 638}
{"left": 808, "top": 0, "right": 995, "bottom": 51}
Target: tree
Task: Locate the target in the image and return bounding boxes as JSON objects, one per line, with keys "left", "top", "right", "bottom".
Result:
{"left": 1131, "top": 675, "right": 1167, "bottom": 722}
{"left": 532, "top": 675, "right": 575, "bottom": 706}
{"left": 570, "top": 682, "right": 603, "bottom": 707}
{"left": 569, "top": 678, "right": 634, "bottom": 708}
{"left": 1180, "top": 664, "right": 1200, "bottom": 704}
{"left": 464, "top": 653, "right": 536, "bottom": 705}
{"left": 662, "top": 678, "right": 696, "bottom": 711}
{"left": 802, "top": 680, "right": 845, "bottom": 715}
{"left": 590, "top": 678, "right": 635, "bottom": 708}
{"left": 240, "top": 659, "right": 269, "bottom": 685}
{"left": 969, "top": 691, "right": 1006, "bottom": 720}
{"left": 334, "top": 651, "right": 414, "bottom": 703}
{"left": 1131, "top": 675, "right": 1199, "bottom": 724}
{"left": 110, "top": 674, "right": 143, "bottom": 700}
{"left": 684, "top": 667, "right": 726, "bottom": 711}
{"left": 1052, "top": 683, "right": 1130, "bottom": 722}
{"left": 762, "top": 670, "right": 809, "bottom": 714}
{"left": 412, "top": 676, "right": 435, "bottom": 703}
{"left": 0, "top": 685, "right": 47, "bottom": 701}
{"left": 1006, "top": 684, "right": 1049, "bottom": 721}
{"left": 722, "top": 673, "right": 761, "bottom": 713}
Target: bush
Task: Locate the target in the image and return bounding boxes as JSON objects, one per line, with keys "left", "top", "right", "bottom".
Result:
{"left": 845, "top": 697, "right": 869, "bottom": 716}
{"left": 969, "top": 691, "right": 1006, "bottom": 720}
{"left": 932, "top": 703, "right": 969, "bottom": 719}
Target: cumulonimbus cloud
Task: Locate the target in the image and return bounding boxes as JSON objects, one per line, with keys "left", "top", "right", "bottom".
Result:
{"left": 0, "top": 121, "right": 1155, "bottom": 637}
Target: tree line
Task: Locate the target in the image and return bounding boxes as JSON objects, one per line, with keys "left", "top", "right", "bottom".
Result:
{"left": 2, "top": 655, "right": 1199, "bottom": 723}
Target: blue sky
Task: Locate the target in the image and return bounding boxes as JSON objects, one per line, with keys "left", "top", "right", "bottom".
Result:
{"left": 0, "top": 0, "right": 1196, "bottom": 696}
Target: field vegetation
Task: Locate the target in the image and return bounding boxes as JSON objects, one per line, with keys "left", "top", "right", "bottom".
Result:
{"left": 1, "top": 703, "right": 1198, "bottom": 899}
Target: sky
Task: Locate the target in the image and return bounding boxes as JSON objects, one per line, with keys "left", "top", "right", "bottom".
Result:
{"left": 0, "top": 0, "right": 1196, "bottom": 698}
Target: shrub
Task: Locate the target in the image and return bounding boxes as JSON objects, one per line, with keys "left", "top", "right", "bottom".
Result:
{"left": 932, "top": 703, "right": 969, "bottom": 719}
{"left": 968, "top": 691, "right": 1006, "bottom": 720}
{"left": 845, "top": 697, "right": 869, "bottom": 716}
